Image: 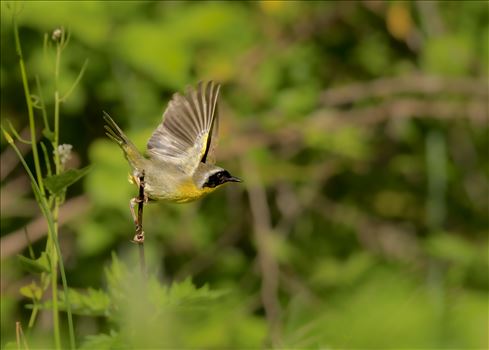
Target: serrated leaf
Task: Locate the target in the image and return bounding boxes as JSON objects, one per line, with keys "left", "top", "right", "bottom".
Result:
{"left": 17, "top": 252, "right": 51, "bottom": 274}
{"left": 45, "top": 166, "right": 91, "bottom": 195}
{"left": 165, "top": 277, "right": 228, "bottom": 307}
{"left": 30, "top": 287, "right": 111, "bottom": 316}
{"left": 79, "top": 332, "right": 121, "bottom": 350}
{"left": 59, "top": 288, "right": 111, "bottom": 316}
{"left": 20, "top": 281, "right": 43, "bottom": 300}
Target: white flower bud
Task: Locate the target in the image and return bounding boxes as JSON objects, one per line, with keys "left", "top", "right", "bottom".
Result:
{"left": 52, "top": 27, "right": 63, "bottom": 42}
{"left": 54, "top": 144, "right": 73, "bottom": 167}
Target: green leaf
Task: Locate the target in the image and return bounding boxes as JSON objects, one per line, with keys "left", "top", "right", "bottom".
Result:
{"left": 17, "top": 252, "right": 51, "bottom": 274}
{"left": 59, "top": 288, "right": 111, "bottom": 316}
{"left": 30, "top": 287, "right": 111, "bottom": 316}
{"left": 20, "top": 281, "right": 43, "bottom": 300}
{"left": 166, "top": 277, "right": 228, "bottom": 306}
{"left": 44, "top": 166, "right": 91, "bottom": 195}
{"left": 79, "top": 331, "right": 121, "bottom": 350}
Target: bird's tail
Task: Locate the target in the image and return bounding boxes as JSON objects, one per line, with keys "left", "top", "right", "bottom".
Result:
{"left": 103, "top": 112, "right": 145, "bottom": 170}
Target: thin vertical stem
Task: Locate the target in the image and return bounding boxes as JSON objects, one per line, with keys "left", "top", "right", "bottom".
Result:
{"left": 13, "top": 19, "right": 45, "bottom": 196}
{"left": 51, "top": 266, "right": 60, "bottom": 350}
{"left": 53, "top": 91, "right": 60, "bottom": 173}
{"left": 40, "top": 142, "right": 53, "bottom": 177}
{"left": 53, "top": 30, "right": 63, "bottom": 174}
{"left": 27, "top": 305, "right": 38, "bottom": 329}
{"left": 50, "top": 29, "right": 63, "bottom": 350}
{"left": 52, "top": 28, "right": 76, "bottom": 349}
{"left": 19, "top": 322, "right": 30, "bottom": 350}
{"left": 51, "top": 208, "right": 76, "bottom": 350}
{"left": 23, "top": 227, "right": 35, "bottom": 259}
{"left": 35, "top": 76, "right": 51, "bottom": 134}
{"left": 16, "top": 321, "right": 21, "bottom": 350}
{"left": 16, "top": 321, "right": 31, "bottom": 350}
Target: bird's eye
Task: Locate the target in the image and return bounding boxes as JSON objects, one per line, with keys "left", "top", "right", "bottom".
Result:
{"left": 203, "top": 170, "right": 230, "bottom": 188}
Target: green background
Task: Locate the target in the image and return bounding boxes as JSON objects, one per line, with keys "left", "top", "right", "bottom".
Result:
{"left": 1, "top": 1, "right": 487, "bottom": 348}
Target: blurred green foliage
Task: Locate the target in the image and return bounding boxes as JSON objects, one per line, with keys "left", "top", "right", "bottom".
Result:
{"left": 1, "top": 1, "right": 488, "bottom": 349}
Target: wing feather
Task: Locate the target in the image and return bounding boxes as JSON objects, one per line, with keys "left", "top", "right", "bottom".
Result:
{"left": 147, "top": 81, "right": 221, "bottom": 174}
{"left": 202, "top": 82, "right": 220, "bottom": 164}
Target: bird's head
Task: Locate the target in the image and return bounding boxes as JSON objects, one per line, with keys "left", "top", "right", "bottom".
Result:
{"left": 202, "top": 168, "right": 241, "bottom": 189}
{"left": 195, "top": 166, "right": 241, "bottom": 190}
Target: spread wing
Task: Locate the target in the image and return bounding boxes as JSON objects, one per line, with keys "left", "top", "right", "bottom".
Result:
{"left": 147, "top": 81, "right": 221, "bottom": 174}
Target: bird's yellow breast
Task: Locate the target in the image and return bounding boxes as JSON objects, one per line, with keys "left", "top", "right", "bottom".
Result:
{"left": 172, "top": 179, "right": 216, "bottom": 203}
{"left": 129, "top": 172, "right": 215, "bottom": 203}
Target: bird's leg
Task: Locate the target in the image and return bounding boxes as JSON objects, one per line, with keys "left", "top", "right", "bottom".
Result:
{"left": 130, "top": 171, "right": 147, "bottom": 278}
{"left": 131, "top": 195, "right": 148, "bottom": 241}
{"left": 131, "top": 170, "right": 147, "bottom": 243}
{"left": 129, "top": 197, "right": 139, "bottom": 227}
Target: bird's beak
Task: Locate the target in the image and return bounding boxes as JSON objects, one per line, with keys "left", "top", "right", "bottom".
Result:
{"left": 227, "top": 175, "right": 242, "bottom": 183}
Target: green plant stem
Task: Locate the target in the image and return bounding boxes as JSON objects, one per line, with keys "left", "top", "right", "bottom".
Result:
{"left": 49, "top": 37, "right": 62, "bottom": 349}
{"left": 7, "top": 120, "right": 32, "bottom": 144}
{"left": 53, "top": 34, "right": 62, "bottom": 173}
{"left": 13, "top": 19, "right": 45, "bottom": 196}
{"left": 53, "top": 92, "right": 60, "bottom": 173}
{"left": 16, "top": 321, "right": 30, "bottom": 350}
{"left": 23, "top": 227, "right": 35, "bottom": 259}
{"left": 51, "top": 199, "right": 62, "bottom": 348}
{"left": 2, "top": 130, "right": 76, "bottom": 350}
{"left": 35, "top": 76, "right": 51, "bottom": 134}
{"left": 40, "top": 142, "right": 53, "bottom": 177}
{"left": 27, "top": 272, "right": 49, "bottom": 331}
{"left": 50, "top": 247, "right": 60, "bottom": 350}
{"left": 27, "top": 305, "right": 39, "bottom": 329}
{"left": 16, "top": 321, "right": 20, "bottom": 350}
{"left": 61, "top": 59, "right": 88, "bottom": 102}
{"left": 13, "top": 18, "right": 61, "bottom": 347}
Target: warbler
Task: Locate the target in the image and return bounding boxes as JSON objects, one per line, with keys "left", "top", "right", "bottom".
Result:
{"left": 103, "top": 81, "right": 241, "bottom": 211}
